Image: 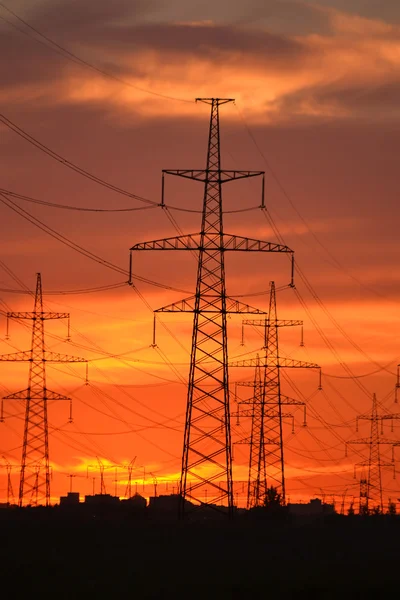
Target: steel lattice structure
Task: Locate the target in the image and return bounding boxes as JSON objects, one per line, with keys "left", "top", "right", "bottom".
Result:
{"left": 234, "top": 356, "right": 266, "bottom": 509}
{"left": 347, "top": 393, "right": 400, "bottom": 513}
{"left": 234, "top": 358, "right": 298, "bottom": 510}
{"left": 0, "top": 273, "right": 86, "bottom": 506}
{"left": 234, "top": 355, "right": 284, "bottom": 509}
{"left": 129, "top": 98, "right": 294, "bottom": 515}
{"left": 232, "top": 281, "right": 320, "bottom": 507}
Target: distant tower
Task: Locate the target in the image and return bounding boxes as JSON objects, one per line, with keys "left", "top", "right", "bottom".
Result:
{"left": 1, "top": 457, "right": 15, "bottom": 505}
{"left": 129, "top": 99, "right": 294, "bottom": 515}
{"left": 231, "top": 281, "right": 320, "bottom": 506}
{"left": 234, "top": 356, "right": 298, "bottom": 509}
{"left": 359, "top": 473, "right": 368, "bottom": 515}
{"left": 124, "top": 457, "right": 137, "bottom": 499}
{"left": 347, "top": 393, "right": 400, "bottom": 513}
{"left": 234, "top": 355, "right": 268, "bottom": 508}
{"left": 0, "top": 273, "right": 87, "bottom": 506}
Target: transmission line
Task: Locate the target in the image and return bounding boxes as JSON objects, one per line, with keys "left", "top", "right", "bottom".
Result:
{"left": 0, "top": 2, "right": 192, "bottom": 104}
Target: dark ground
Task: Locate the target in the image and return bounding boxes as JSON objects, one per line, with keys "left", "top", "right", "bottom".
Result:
{"left": 1, "top": 508, "right": 398, "bottom": 598}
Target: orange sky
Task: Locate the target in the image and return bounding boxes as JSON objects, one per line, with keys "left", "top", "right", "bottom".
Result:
{"left": 1, "top": 0, "right": 400, "bottom": 508}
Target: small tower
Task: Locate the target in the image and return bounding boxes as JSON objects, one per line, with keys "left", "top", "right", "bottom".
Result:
{"left": 0, "top": 273, "right": 87, "bottom": 506}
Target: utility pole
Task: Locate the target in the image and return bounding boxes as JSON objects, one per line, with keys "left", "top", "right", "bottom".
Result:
{"left": 231, "top": 281, "right": 320, "bottom": 507}
{"left": 0, "top": 273, "right": 87, "bottom": 506}
{"left": 129, "top": 98, "right": 294, "bottom": 516}
{"left": 67, "top": 473, "right": 76, "bottom": 493}
{"left": 347, "top": 393, "right": 400, "bottom": 513}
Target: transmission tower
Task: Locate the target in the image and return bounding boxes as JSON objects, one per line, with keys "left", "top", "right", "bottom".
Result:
{"left": 124, "top": 457, "right": 137, "bottom": 499}
{"left": 96, "top": 457, "right": 107, "bottom": 495}
{"left": 234, "top": 356, "right": 296, "bottom": 509}
{"left": 1, "top": 457, "right": 15, "bottom": 505}
{"left": 231, "top": 281, "right": 320, "bottom": 507}
{"left": 0, "top": 273, "right": 87, "bottom": 506}
{"left": 347, "top": 393, "right": 400, "bottom": 513}
{"left": 358, "top": 473, "right": 368, "bottom": 515}
{"left": 129, "top": 98, "right": 294, "bottom": 515}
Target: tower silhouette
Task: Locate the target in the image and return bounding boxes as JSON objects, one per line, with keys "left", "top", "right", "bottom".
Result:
{"left": 234, "top": 357, "right": 298, "bottom": 509}
{"left": 129, "top": 98, "right": 294, "bottom": 515}
{"left": 234, "top": 356, "right": 267, "bottom": 509}
{"left": 347, "top": 393, "right": 400, "bottom": 513}
{"left": 1, "top": 457, "right": 15, "bottom": 505}
{"left": 124, "top": 457, "right": 137, "bottom": 499}
{"left": 0, "top": 273, "right": 87, "bottom": 506}
{"left": 232, "top": 281, "right": 320, "bottom": 506}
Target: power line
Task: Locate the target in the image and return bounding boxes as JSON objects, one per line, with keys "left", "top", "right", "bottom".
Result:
{"left": 0, "top": 114, "right": 157, "bottom": 206}
{"left": 0, "top": 283, "right": 127, "bottom": 295}
{"left": 0, "top": 188, "right": 157, "bottom": 212}
{"left": 0, "top": 193, "right": 194, "bottom": 294}
{"left": 0, "top": 2, "right": 192, "bottom": 104}
{"left": 235, "top": 103, "right": 398, "bottom": 303}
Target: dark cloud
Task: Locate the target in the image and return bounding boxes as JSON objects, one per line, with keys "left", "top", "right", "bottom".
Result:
{"left": 272, "top": 78, "right": 400, "bottom": 122}
{"left": 88, "top": 23, "right": 306, "bottom": 62}
{"left": 28, "top": 0, "right": 152, "bottom": 32}
{"left": 26, "top": 0, "right": 332, "bottom": 36}
{"left": 0, "top": 5, "right": 309, "bottom": 100}
{"left": 312, "top": 0, "right": 400, "bottom": 24}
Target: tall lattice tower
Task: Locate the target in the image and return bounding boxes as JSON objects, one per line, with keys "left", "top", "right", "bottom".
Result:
{"left": 232, "top": 281, "right": 320, "bottom": 507}
{"left": 0, "top": 273, "right": 86, "bottom": 506}
{"left": 129, "top": 98, "right": 294, "bottom": 515}
{"left": 347, "top": 393, "right": 400, "bottom": 513}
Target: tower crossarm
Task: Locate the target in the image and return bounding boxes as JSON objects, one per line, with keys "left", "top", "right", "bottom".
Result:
{"left": 229, "top": 356, "right": 320, "bottom": 369}
{"left": 154, "top": 295, "right": 268, "bottom": 314}
{"left": 379, "top": 413, "right": 400, "bottom": 421}
{"left": 242, "top": 319, "right": 303, "bottom": 328}
{"left": 348, "top": 438, "right": 375, "bottom": 446}
{"left": 236, "top": 394, "right": 303, "bottom": 407}
{"left": 348, "top": 437, "right": 396, "bottom": 447}
{"left": 237, "top": 407, "right": 294, "bottom": 419}
{"left": 41, "top": 352, "right": 87, "bottom": 363}
{"left": 7, "top": 311, "right": 69, "bottom": 320}
{"left": 130, "top": 233, "right": 292, "bottom": 254}
{"left": 0, "top": 351, "right": 86, "bottom": 363}
{"left": 277, "top": 395, "right": 305, "bottom": 406}
{"left": 3, "top": 388, "right": 70, "bottom": 401}
{"left": 0, "top": 351, "right": 32, "bottom": 361}
{"left": 235, "top": 435, "right": 279, "bottom": 446}
{"left": 356, "top": 412, "right": 400, "bottom": 427}
{"left": 279, "top": 358, "right": 320, "bottom": 370}
{"left": 163, "top": 169, "right": 264, "bottom": 183}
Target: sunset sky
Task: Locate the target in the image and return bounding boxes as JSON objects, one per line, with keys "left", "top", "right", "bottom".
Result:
{"left": 1, "top": 0, "right": 400, "bottom": 508}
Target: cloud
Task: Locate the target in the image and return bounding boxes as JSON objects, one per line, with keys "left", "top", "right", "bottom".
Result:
{"left": 312, "top": 0, "right": 400, "bottom": 25}
{"left": 2, "top": 0, "right": 400, "bottom": 124}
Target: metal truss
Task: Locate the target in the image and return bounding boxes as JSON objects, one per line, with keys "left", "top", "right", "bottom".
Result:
{"left": 347, "top": 393, "right": 400, "bottom": 513}
{"left": 0, "top": 273, "right": 87, "bottom": 506}
{"left": 129, "top": 98, "right": 294, "bottom": 516}
{"left": 231, "top": 281, "right": 320, "bottom": 507}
